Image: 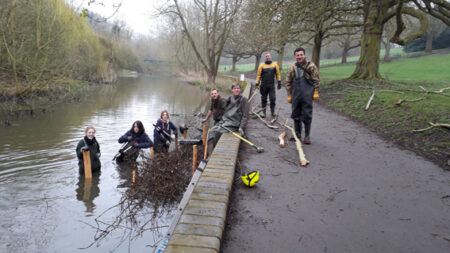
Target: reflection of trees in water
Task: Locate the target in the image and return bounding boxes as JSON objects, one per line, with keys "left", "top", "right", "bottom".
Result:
{"left": 82, "top": 145, "right": 200, "bottom": 251}
{"left": 76, "top": 172, "right": 101, "bottom": 213}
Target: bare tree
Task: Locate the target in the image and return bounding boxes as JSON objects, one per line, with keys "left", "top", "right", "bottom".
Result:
{"left": 424, "top": 14, "right": 447, "bottom": 53}
{"left": 160, "top": 0, "right": 242, "bottom": 84}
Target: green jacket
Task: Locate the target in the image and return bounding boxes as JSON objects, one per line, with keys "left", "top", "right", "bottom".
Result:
{"left": 76, "top": 138, "right": 101, "bottom": 173}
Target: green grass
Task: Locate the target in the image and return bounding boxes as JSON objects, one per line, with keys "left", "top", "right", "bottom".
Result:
{"left": 320, "top": 53, "right": 450, "bottom": 83}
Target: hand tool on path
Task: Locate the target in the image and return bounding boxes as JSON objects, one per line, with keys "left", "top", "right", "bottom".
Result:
{"left": 220, "top": 125, "right": 264, "bottom": 153}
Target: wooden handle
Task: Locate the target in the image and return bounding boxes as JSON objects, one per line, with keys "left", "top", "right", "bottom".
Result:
{"left": 150, "top": 147, "right": 155, "bottom": 160}
{"left": 132, "top": 170, "right": 136, "bottom": 184}
{"left": 204, "top": 128, "right": 210, "bottom": 159}
{"left": 278, "top": 131, "right": 286, "bottom": 148}
{"left": 183, "top": 130, "right": 187, "bottom": 139}
{"left": 202, "top": 122, "right": 207, "bottom": 148}
{"left": 82, "top": 150, "right": 92, "bottom": 179}
{"left": 175, "top": 135, "right": 178, "bottom": 151}
{"left": 193, "top": 145, "right": 198, "bottom": 173}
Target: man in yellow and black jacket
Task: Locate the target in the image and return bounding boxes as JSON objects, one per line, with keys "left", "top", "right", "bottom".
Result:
{"left": 255, "top": 52, "right": 281, "bottom": 118}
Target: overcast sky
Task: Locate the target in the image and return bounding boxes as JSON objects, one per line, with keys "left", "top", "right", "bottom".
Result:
{"left": 70, "top": 0, "right": 165, "bottom": 37}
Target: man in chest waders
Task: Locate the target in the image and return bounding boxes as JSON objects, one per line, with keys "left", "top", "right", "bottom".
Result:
{"left": 207, "top": 83, "right": 248, "bottom": 156}
{"left": 285, "top": 47, "right": 320, "bottom": 144}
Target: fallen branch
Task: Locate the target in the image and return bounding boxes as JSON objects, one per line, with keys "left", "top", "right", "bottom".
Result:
{"left": 365, "top": 90, "right": 376, "bottom": 111}
{"left": 412, "top": 122, "right": 450, "bottom": 133}
{"left": 278, "top": 131, "right": 286, "bottom": 148}
{"left": 419, "top": 86, "right": 450, "bottom": 96}
{"left": 284, "top": 124, "right": 309, "bottom": 166}
{"left": 248, "top": 86, "right": 259, "bottom": 103}
{"left": 251, "top": 107, "right": 279, "bottom": 129}
{"left": 394, "top": 96, "right": 426, "bottom": 105}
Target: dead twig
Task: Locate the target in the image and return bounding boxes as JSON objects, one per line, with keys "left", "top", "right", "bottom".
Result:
{"left": 419, "top": 86, "right": 450, "bottom": 96}
{"left": 284, "top": 123, "right": 309, "bottom": 166}
{"left": 365, "top": 90, "right": 375, "bottom": 111}
{"left": 250, "top": 107, "right": 279, "bottom": 129}
{"left": 412, "top": 122, "right": 450, "bottom": 133}
{"left": 394, "top": 96, "right": 426, "bottom": 105}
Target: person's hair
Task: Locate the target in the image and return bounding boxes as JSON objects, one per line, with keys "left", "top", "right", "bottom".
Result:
{"left": 264, "top": 52, "right": 271, "bottom": 56}
{"left": 231, "top": 83, "right": 241, "bottom": 89}
{"left": 85, "top": 126, "right": 96, "bottom": 134}
{"left": 294, "top": 47, "right": 306, "bottom": 55}
{"left": 131, "top": 120, "right": 145, "bottom": 134}
{"left": 160, "top": 110, "right": 169, "bottom": 119}
{"left": 210, "top": 88, "right": 218, "bottom": 93}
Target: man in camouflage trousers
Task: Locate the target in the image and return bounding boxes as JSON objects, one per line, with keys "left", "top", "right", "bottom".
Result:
{"left": 285, "top": 47, "right": 320, "bottom": 144}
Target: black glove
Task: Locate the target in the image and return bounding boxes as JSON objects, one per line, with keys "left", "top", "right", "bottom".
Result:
{"left": 255, "top": 82, "right": 260, "bottom": 88}
{"left": 96, "top": 153, "right": 101, "bottom": 158}
{"left": 81, "top": 146, "right": 89, "bottom": 152}
{"left": 277, "top": 81, "right": 282, "bottom": 90}
{"left": 127, "top": 136, "right": 133, "bottom": 142}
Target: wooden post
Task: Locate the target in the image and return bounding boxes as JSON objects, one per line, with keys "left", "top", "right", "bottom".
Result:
{"left": 183, "top": 129, "right": 187, "bottom": 139}
{"left": 82, "top": 178, "right": 92, "bottom": 201}
{"left": 150, "top": 147, "right": 155, "bottom": 160}
{"left": 82, "top": 150, "right": 92, "bottom": 179}
{"left": 278, "top": 131, "right": 286, "bottom": 148}
{"left": 132, "top": 170, "right": 136, "bottom": 184}
{"left": 202, "top": 122, "right": 207, "bottom": 148}
{"left": 204, "top": 128, "right": 210, "bottom": 159}
{"left": 193, "top": 145, "right": 198, "bottom": 173}
{"left": 175, "top": 135, "right": 178, "bottom": 151}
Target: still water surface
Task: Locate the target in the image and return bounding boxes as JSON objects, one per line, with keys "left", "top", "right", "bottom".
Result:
{"left": 0, "top": 76, "right": 210, "bottom": 252}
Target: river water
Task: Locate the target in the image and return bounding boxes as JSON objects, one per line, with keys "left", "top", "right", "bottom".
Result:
{"left": 0, "top": 75, "right": 210, "bottom": 252}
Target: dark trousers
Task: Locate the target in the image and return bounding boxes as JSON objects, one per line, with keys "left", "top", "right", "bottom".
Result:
{"left": 260, "top": 85, "right": 276, "bottom": 110}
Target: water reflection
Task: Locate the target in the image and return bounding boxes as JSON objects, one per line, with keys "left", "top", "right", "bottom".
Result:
{"left": 76, "top": 172, "right": 101, "bottom": 214}
{"left": 0, "top": 75, "right": 210, "bottom": 252}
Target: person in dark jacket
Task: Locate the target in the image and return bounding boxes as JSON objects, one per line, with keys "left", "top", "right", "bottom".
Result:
{"left": 76, "top": 126, "right": 101, "bottom": 173}
{"left": 203, "top": 89, "right": 226, "bottom": 126}
{"left": 118, "top": 120, "right": 153, "bottom": 161}
{"left": 153, "top": 110, "right": 178, "bottom": 153}
{"left": 255, "top": 52, "right": 281, "bottom": 118}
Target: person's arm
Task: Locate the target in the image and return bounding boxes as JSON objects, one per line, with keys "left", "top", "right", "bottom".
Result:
{"left": 285, "top": 66, "right": 294, "bottom": 95}
{"left": 76, "top": 140, "right": 84, "bottom": 159}
{"left": 205, "top": 110, "right": 212, "bottom": 121}
{"left": 275, "top": 63, "right": 281, "bottom": 81}
{"left": 96, "top": 141, "right": 101, "bottom": 158}
{"left": 255, "top": 64, "right": 263, "bottom": 85}
{"left": 307, "top": 63, "right": 320, "bottom": 90}
{"left": 135, "top": 134, "right": 152, "bottom": 148}
{"left": 169, "top": 122, "right": 178, "bottom": 136}
{"left": 118, "top": 131, "right": 130, "bottom": 143}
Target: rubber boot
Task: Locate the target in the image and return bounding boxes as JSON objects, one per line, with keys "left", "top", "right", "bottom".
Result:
{"left": 294, "top": 120, "right": 302, "bottom": 141}
{"left": 304, "top": 123, "right": 311, "bottom": 144}
{"left": 270, "top": 104, "right": 276, "bottom": 118}
{"left": 259, "top": 109, "right": 266, "bottom": 118}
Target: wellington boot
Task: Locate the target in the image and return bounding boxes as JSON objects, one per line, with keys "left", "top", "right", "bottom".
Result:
{"left": 270, "top": 105, "right": 276, "bottom": 117}
{"left": 303, "top": 135, "right": 311, "bottom": 144}
{"left": 259, "top": 109, "right": 266, "bottom": 118}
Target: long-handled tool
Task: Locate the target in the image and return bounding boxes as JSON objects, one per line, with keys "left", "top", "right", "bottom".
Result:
{"left": 248, "top": 84, "right": 259, "bottom": 103}
{"left": 220, "top": 125, "right": 264, "bottom": 153}
{"left": 112, "top": 142, "right": 134, "bottom": 161}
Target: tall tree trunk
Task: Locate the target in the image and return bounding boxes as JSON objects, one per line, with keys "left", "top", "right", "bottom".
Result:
{"left": 341, "top": 41, "right": 350, "bottom": 64}
{"left": 383, "top": 41, "right": 391, "bottom": 62}
{"left": 311, "top": 32, "right": 323, "bottom": 69}
{"left": 425, "top": 32, "right": 433, "bottom": 53}
{"left": 231, "top": 56, "right": 237, "bottom": 72}
{"left": 277, "top": 45, "right": 285, "bottom": 70}
{"left": 350, "top": 2, "right": 384, "bottom": 79}
{"left": 254, "top": 54, "right": 261, "bottom": 72}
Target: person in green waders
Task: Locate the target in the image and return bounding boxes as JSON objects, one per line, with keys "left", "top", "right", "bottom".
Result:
{"left": 76, "top": 126, "right": 101, "bottom": 173}
{"left": 207, "top": 83, "right": 248, "bottom": 155}
{"left": 285, "top": 47, "right": 320, "bottom": 144}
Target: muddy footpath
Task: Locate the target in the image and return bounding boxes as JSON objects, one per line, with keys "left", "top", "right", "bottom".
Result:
{"left": 221, "top": 84, "right": 450, "bottom": 252}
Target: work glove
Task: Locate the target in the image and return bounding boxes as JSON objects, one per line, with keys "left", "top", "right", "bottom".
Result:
{"left": 277, "top": 81, "right": 282, "bottom": 90}
{"left": 127, "top": 136, "right": 133, "bottom": 142}
{"left": 238, "top": 127, "right": 245, "bottom": 136}
{"left": 96, "top": 153, "right": 101, "bottom": 159}
{"left": 287, "top": 94, "right": 292, "bottom": 104}
{"left": 313, "top": 90, "right": 319, "bottom": 100}
{"left": 201, "top": 118, "right": 207, "bottom": 123}
{"left": 80, "top": 146, "right": 89, "bottom": 152}
{"left": 165, "top": 140, "right": 170, "bottom": 146}
{"left": 255, "top": 82, "right": 260, "bottom": 88}
{"left": 170, "top": 134, "right": 176, "bottom": 141}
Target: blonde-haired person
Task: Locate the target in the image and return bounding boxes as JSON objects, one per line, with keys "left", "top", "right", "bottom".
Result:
{"left": 153, "top": 110, "right": 178, "bottom": 153}
{"left": 76, "top": 126, "right": 101, "bottom": 173}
